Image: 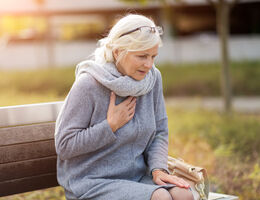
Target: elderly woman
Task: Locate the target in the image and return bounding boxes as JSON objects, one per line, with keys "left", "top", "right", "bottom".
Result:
{"left": 55, "top": 14, "right": 194, "bottom": 200}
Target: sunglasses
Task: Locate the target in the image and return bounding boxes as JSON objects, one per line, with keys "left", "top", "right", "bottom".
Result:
{"left": 119, "top": 26, "right": 163, "bottom": 38}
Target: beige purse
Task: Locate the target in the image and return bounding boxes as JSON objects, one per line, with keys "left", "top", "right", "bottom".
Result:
{"left": 168, "top": 156, "right": 209, "bottom": 200}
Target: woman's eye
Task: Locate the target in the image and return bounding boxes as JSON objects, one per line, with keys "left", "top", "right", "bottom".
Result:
{"left": 138, "top": 55, "right": 147, "bottom": 58}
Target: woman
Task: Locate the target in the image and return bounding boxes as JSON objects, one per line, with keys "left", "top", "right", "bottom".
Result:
{"left": 55, "top": 14, "right": 194, "bottom": 200}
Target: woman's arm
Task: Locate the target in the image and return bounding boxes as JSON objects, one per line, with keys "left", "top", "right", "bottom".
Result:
{"left": 145, "top": 70, "right": 190, "bottom": 188}
{"left": 55, "top": 75, "right": 117, "bottom": 160}
{"left": 144, "top": 69, "right": 169, "bottom": 174}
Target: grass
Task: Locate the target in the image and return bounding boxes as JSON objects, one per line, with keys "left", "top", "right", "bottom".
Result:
{"left": 1, "top": 60, "right": 260, "bottom": 107}
{"left": 159, "top": 60, "right": 260, "bottom": 97}
{"left": 167, "top": 106, "right": 260, "bottom": 200}
{"left": 0, "top": 67, "right": 74, "bottom": 106}
{"left": 0, "top": 187, "right": 66, "bottom": 200}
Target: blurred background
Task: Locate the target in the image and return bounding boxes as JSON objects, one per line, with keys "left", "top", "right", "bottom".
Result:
{"left": 0, "top": 0, "right": 260, "bottom": 199}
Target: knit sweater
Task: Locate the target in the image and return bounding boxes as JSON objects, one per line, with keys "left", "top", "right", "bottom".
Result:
{"left": 55, "top": 66, "right": 169, "bottom": 199}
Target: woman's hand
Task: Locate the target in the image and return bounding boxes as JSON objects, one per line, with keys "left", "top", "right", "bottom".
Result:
{"left": 107, "top": 92, "right": 136, "bottom": 132}
{"left": 152, "top": 169, "right": 190, "bottom": 189}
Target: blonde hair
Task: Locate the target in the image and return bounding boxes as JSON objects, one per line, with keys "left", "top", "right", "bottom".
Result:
{"left": 94, "top": 14, "right": 163, "bottom": 64}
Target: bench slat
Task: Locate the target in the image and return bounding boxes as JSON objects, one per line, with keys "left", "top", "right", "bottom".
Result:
{"left": 0, "top": 140, "right": 56, "bottom": 164}
{"left": 0, "top": 173, "right": 58, "bottom": 197}
{"left": 0, "top": 156, "right": 56, "bottom": 182}
{"left": 0, "top": 122, "right": 55, "bottom": 146}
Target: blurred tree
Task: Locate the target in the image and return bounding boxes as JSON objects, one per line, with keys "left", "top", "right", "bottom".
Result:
{"left": 120, "top": 0, "right": 239, "bottom": 113}
{"left": 206, "top": 0, "right": 238, "bottom": 113}
{"left": 33, "top": 0, "right": 54, "bottom": 68}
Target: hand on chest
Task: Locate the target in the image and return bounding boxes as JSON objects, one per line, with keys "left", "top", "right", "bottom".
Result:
{"left": 92, "top": 94, "right": 157, "bottom": 144}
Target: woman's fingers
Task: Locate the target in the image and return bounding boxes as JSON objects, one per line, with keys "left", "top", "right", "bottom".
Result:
{"left": 107, "top": 93, "right": 136, "bottom": 132}
{"left": 121, "top": 96, "right": 135, "bottom": 106}
{"left": 128, "top": 107, "right": 136, "bottom": 119}
{"left": 153, "top": 170, "right": 190, "bottom": 189}
{"left": 154, "top": 178, "right": 167, "bottom": 186}
{"left": 119, "top": 96, "right": 136, "bottom": 113}
{"left": 177, "top": 177, "right": 190, "bottom": 187}
{"left": 166, "top": 176, "right": 190, "bottom": 188}
{"left": 128, "top": 101, "right": 136, "bottom": 113}
{"left": 128, "top": 97, "right": 136, "bottom": 108}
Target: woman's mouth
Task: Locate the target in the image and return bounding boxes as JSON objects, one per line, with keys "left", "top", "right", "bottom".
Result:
{"left": 137, "top": 70, "right": 147, "bottom": 75}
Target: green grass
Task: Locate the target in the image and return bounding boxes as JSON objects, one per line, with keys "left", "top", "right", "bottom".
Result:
{"left": 159, "top": 60, "right": 260, "bottom": 97}
{"left": 0, "top": 67, "right": 74, "bottom": 106}
{"left": 1, "top": 60, "right": 260, "bottom": 107}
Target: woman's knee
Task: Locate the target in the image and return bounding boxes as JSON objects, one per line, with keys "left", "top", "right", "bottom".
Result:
{"left": 169, "top": 187, "right": 194, "bottom": 200}
{"left": 151, "top": 188, "right": 172, "bottom": 200}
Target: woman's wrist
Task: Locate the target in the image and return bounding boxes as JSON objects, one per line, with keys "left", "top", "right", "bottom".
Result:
{"left": 107, "top": 119, "right": 117, "bottom": 132}
{"left": 152, "top": 168, "right": 169, "bottom": 176}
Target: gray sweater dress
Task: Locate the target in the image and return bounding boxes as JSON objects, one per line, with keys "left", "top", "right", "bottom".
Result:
{"left": 55, "top": 63, "right": 172, "bottom": 200}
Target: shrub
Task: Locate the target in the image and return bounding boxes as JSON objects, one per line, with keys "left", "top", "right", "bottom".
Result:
{"left": 167, "top": 106, "right": 260, "bottom": 199}
{"left": 158, "top": 60, "right": 260, "bottom": 97}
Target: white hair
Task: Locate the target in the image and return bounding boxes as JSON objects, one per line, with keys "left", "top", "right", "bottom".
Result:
{"left": 93, "top": 14, "right": 163, "bottom": 65}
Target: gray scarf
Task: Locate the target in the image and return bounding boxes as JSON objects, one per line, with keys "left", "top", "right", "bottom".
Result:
{"left": 75, "top": 60, "right": 156, "bottom": 97}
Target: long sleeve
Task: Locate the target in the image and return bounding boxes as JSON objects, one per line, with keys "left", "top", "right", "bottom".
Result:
{"left": 144, "top": 70, "right": 169, "bottom": 174}
{"left": 55, "top": 74, "right": 117, "bottom": 160}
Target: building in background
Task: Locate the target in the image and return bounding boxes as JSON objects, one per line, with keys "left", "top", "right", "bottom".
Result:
{"left": 0, "top": 0, "right": 260, "bottom": 69}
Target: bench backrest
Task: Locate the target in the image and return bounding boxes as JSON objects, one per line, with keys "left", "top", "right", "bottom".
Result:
{"left": 0, "top": 102, "right": 63, "bottom": 197}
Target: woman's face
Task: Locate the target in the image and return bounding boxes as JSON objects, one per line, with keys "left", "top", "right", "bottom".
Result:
{"left": 114, "top": 45, "right": 159, "bottom": 81}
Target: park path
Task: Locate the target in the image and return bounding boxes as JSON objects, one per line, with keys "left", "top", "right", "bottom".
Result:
{"left": 165, "top": 96, "right": 260, "bottom": 114}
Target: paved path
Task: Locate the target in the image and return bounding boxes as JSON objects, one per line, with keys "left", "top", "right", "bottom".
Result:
{"left": 165, "top": 96, "right": 260, "bottom": 114}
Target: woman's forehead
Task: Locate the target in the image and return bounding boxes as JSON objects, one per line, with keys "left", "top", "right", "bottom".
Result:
{"left": 131, "top": 45, "right": 159, "bottom": 55}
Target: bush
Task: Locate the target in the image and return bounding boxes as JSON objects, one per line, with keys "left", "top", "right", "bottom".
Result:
{"left": 214, "top": 157, "right": 260, "bottom": 200}
{"left": 167, "top": 106, "right": 260, "bottom": 200}
{"left": 158, "top": 60, "right": 260, "bottom": 97}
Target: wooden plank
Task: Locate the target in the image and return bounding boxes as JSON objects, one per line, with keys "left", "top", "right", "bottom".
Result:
{"left": 0, "top": 101, "right": 63, "bottom": 127}
{"left": 0, "top": 122, "right": 55, "bottom": 146}
{"left": 0, "top": 140, "right": 56, "bottom": 164}
{"left": 0, "top": 156, "right": 57, "bottom": 182}
{"left": 0, "top": 173, "right": 58, "bottom": 197}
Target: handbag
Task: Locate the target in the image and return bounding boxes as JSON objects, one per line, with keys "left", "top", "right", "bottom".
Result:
{"left": 167, "top": 156, "right": 209, "bottom": 200}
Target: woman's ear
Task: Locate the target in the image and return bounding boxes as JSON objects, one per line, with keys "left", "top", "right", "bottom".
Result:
{"left": 113, "top": 49, "right": 119, "bottom": 61}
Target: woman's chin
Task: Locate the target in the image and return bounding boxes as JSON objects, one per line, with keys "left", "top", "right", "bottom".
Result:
{"left": 130, "top": 72, "right": 147, "bottom": 81}
{"left": 131, "top": 75, "right": 145, "bottom": 81}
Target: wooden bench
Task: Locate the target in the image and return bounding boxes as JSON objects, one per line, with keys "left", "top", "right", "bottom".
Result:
{"left": 0, "top": 102, "right": 62, "bottom": 197}
{"left": 0, "top": 102, "right": 238, "bottom": 199}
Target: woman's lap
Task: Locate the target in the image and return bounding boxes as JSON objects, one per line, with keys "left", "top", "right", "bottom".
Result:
{"left": 65, "top": 175, "right": 176, "bottom": 200}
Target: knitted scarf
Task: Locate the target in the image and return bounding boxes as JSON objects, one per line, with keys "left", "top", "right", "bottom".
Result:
{"left": 75, "top": 60, "right": 156, "bottom": 97}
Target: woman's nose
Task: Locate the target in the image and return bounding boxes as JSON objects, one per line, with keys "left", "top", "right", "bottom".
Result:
{"left": 144, "top": 58, "right": 153, "bottom": 69}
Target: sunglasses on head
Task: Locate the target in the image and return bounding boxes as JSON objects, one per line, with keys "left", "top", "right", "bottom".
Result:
{"left": 119, "top": 26, "right": 163, "bottom": 38}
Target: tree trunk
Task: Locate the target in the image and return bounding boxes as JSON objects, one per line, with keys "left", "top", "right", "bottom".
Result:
{"left": 46, "top": 16, "right": 55, "bottom": 68}
{"left": 216, "top": 0, "right": 232, "bottom": 113}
